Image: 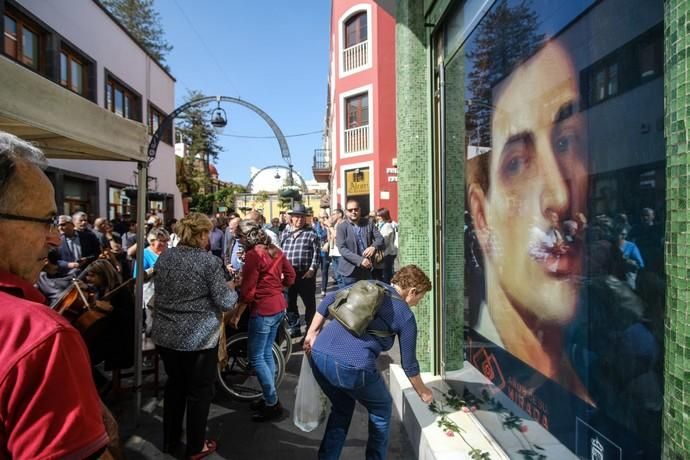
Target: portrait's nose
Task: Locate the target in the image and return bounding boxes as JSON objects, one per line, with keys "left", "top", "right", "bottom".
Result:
{"left": 539, "top": 141, "right": 569, "bottom": 219}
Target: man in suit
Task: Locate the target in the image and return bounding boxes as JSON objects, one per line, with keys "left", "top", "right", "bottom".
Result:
{"left": 335, "top": 198, "right": 385, "bottom": 287}
{"left": 56, "top": 215, "right": 100, "bottom": 275}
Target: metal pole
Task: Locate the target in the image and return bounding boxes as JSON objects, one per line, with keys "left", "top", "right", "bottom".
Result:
{"left": 133, "top": 160, "right": 148, "bottom": 414}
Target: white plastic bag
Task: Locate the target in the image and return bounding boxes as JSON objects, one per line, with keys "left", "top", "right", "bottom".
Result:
{"left": 293, "top": 354, "right": 330, "bottom": 432}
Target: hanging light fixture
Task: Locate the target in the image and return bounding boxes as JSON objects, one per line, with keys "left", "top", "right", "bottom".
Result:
{"left": 210, "top": 96, "right": 227, "bottom": 134}
{"left": 274, "top": 168, "right": 281, "bottom": 180}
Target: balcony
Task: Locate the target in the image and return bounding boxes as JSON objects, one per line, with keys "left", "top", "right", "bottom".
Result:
{"left": 312, "top": 148, "right": 331, "bottom": 183}
{"left": 344, "top": 125, "right": 369, "bottom": 154}
{"left": 343, "top": 40, "right": 368, "bottom": 73}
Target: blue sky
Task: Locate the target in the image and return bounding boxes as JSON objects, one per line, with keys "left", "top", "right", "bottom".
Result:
{"left": 156, "top": 0, "right": 331, "bottom": 185}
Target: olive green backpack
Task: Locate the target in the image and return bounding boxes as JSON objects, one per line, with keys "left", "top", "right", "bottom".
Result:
{"left": 327, "top": 280, "right": 396, "bottom": 338}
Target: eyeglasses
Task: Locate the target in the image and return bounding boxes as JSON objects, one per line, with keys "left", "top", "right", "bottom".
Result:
{"left": 347, "top": 208, "right": 360, "bottom": 213}
{"left": 0, "top": 213, "right": 59, "bottom": 232}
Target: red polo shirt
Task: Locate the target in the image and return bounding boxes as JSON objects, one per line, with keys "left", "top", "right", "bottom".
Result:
{"left": 0, "top": 270, "right": 108, "bottom": 460}
{"left": 240, "top": 246, "right": 296, "bottom": 316}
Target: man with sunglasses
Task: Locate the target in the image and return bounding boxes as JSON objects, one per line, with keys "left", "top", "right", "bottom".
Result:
{"left": 335, "top": 198, "right": 385, "bottom": 287}
{"left": 0, "top": 132, "right": 109, "bottom": 458}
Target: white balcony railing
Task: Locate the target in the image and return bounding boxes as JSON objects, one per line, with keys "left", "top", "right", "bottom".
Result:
{"left": 344, "top": 125, "right": 369, "bottom": 153}
{"left": 343, "top": 40, "right": 368, "bottom": 73}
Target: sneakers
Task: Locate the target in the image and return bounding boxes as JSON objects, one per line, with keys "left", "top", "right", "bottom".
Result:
{"left": 252, "top": 400, "right": 284, "bottom": 422}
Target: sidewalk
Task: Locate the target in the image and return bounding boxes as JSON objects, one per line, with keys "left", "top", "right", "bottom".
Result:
{"left": 110, "top": 274, "right": 416, "bottom": 459}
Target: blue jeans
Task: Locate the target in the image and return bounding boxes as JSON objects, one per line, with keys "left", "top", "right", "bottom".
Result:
{"left": 338, "top": 267, "right": 372, "bottom": 289}
{"left": 247, "top": 311, "right": 284, "bottom": 405}
{"left": 330, "top": 256, "right": 342, "bottom": 287}
{"left": 320, "top": 253, "right": 331, "bottom": 292}
{"left": 309, "top": 350, "right": 392, "bottom": 460}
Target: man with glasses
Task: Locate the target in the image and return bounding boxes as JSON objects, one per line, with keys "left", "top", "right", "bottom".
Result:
{"left": 56, "top": 214, "right": 100, "bottom": 275}
{"left": 335, "top": 198, "right": 385, "bottom": 287}
{"left": 0, "top": 132, "right": 109, "bottom": 458}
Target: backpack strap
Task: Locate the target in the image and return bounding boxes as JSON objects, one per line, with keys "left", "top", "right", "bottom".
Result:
{"left": 366, "top": 281, "right": 395, "bottom": 337}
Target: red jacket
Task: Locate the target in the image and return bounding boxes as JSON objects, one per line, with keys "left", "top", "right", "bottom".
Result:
{"left": 240, "top": 245, "right": 296, "bottom": 316}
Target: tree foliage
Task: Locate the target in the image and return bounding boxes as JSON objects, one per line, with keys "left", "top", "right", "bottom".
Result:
{"left": 101, "top": 0, "right": 173, "bottom": 67}
{"left": 465, "top": 0, "right": 544, "bottom": 147}
{"left": 174, "top": 90, "right": 225, "bottom": 204}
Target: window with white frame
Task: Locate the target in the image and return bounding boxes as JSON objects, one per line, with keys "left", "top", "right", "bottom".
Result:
{"left": 342, "top": 11, "right": 369, "bottom": 73}
{"left": 344, "top": 92, "right": 369, "bottom": 153}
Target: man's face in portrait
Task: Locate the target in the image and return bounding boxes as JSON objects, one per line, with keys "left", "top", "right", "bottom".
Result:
{"left": 476, "top": 41, "right": 588, "bottom": 324}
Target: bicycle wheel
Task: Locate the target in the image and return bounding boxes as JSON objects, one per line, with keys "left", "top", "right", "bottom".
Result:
{"left": 275, "top": 318, "right": 293, "bottom": 362}
{"left": 217, "top": 332, "right": 286, "bottom": 401}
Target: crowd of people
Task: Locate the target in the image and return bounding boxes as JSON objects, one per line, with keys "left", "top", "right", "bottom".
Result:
{"left": 0, "top": 130, "right": 423, "bottom": 459}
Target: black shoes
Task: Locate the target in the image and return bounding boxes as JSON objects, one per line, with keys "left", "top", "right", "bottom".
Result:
{"left": 250, "top": 399, "right": 265, "bottom": 411}
{"left": 252, "top": 400, "right": 284, "bottom": 422}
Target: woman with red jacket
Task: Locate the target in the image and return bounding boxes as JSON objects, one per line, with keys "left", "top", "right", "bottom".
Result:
{"left": 231, "top": 219, "right": 296, "bottom": 421}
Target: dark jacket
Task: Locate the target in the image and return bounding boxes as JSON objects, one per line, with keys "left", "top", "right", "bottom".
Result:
{"left": 335, "top": 219, "right": 384, "bottom": 276}
{"left": 57, "top": 230, "right": 101, "bottom": 271}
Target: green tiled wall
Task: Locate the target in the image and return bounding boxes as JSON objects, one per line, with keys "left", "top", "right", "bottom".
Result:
{"left": 663, "top": 1, "right": 690, "bottom": 457}
{"left": 441, "top": 47, "right": 466, "bottom": 372}
{"left": 396, "top": 0, "right": 434, "bottom": 372}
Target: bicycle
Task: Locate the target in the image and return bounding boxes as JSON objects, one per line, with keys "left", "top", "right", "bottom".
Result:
{"left": 216, "top": 315, "right": 293, "bottom": 401}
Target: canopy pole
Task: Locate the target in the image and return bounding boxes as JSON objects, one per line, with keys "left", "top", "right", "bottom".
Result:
{"left": 133, "top": 160, "right": 148, "bottom": 415}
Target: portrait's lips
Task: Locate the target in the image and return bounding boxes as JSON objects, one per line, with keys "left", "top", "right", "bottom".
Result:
{"left": 533, "top": 249, "right": 581, "bottom": 279}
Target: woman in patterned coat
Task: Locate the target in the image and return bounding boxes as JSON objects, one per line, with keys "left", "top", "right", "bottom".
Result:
{"left": 152, "top": 212, "right": 238, "bottom": 459}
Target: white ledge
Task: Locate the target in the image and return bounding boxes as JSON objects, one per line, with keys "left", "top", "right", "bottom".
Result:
{"left": 389, "top": 364, "right": 508, "bottom": 460}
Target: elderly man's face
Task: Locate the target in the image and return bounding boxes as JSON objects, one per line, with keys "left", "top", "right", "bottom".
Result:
{"left": 291, "top": 214, "right": 307, "bottom": 229}
{"left": 0, "top": 161, "right": 60, "bottom": 282}
{"left": 481, "top": 41, "right": 588, "bottom": 324}
{"left": 229, "top": 218, "right": 240, "bottom": 236}
{"left": 59, "top": 221, "right": 75, "bottom": 237}
{"left": 73, "top": 215, "right": 87, "bottom": 231}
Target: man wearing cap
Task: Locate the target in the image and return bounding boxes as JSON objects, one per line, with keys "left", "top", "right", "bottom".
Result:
{"left": 280, "top": 203, "right": 320, "bottom": 335}
{"left": 0, "top": 132, "right": 110, "bottom": 458}
{"left": 56, "top": 214, "right": 100, "bottom": 274}
{"left": 336, "top": 198, "right": 385, "bottom": 287}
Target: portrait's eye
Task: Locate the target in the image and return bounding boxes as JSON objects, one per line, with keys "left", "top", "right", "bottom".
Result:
{"left": 504, "top": 155, "right": 528, "bottom": 176}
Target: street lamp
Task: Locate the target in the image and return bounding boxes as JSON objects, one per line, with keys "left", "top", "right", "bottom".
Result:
{"left": 210, "top": 97, "right": 227, "bottom": 134}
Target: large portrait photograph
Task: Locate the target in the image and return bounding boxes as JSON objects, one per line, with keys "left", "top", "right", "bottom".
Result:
{"left": 459, "top": 0, "right": 665, "bottom": 457}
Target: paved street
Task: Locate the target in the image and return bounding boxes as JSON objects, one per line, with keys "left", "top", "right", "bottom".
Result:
{"left": 109, "top": 279, "right": 416, "bottom": 459}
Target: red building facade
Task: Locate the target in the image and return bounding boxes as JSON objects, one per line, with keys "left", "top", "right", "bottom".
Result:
{"left": 314, "top": 1, "right": 398, "bottom": 220}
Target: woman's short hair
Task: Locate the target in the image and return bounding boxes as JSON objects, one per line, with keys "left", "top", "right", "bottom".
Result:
{"left": 391, "top": 265, "right": 432, "bottom": 293}
{"left": 237, "top": 219, "right": 271, "bottom": 249}
{"left": 176, "top": 212, "right": 213, "bottom": 248}
{"left": 376, "top": 208, "right": 391, "bottom": 221}
{"left": 84, "top": 259, "right": 122, "bottom": 291}
{"left": 147, "top": 227, "right": 170, "bottom": 243}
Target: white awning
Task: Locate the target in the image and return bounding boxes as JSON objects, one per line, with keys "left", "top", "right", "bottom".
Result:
{"left": 0, "top": 57, "right": 148, "bottom": 162}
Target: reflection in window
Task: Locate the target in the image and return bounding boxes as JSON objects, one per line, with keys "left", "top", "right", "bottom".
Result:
{"left": 106, "top": 75, "right": 139, "bottom": 121}
{"left": 3, "top": 15, "right": 17, "bottom": 58}
{"left": 21, "top": 27, "right": 37, "bottom": 68}
{"left": 345, "top": 12, "right": 367, "bottom": 48}
{"left": 115, "top": 88, "right": 124, "bottom": 116}
{"left": 60, "top": 52, "right": 68, "bottom": 85}
{"left": 70, "top": 59, "right": 83, "bottom": 93}
{"left": 345, "top": 93, "right": 368, "bottom": 128}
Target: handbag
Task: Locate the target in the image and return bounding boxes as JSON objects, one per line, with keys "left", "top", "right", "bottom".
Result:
{"left": 327, "top": 280, "right": 395, "bottom": 337}
{"left": 371, "top": 248, "right": 385, "bottom": 264}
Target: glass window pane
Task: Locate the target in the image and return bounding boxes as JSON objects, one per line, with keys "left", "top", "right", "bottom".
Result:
{"left": 70, "top": 59, "right": 82, "bottom": 93}
{"left": 4, "top": 16, "right": 17, "bottom": 58}
{"left": 106, "top": 84, "right": 113, "bottom": 111}
{"left": 115, "top": 88, "right": 124, "bottom": 116}
{"left": 608, "top": 63, "right": 618, "bottom": 96}
{"left": 124, "top": 95, "right": 130, "bottom": 119}
{"left": 60, "top": 52, "right": 68, "bottom": 85}
{"left": 21, "top": 27, "right": 37, "bottom": 68}
{"left": 450, "top": 0, "right": 665, "bottom": 458}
